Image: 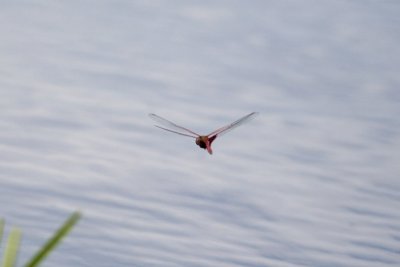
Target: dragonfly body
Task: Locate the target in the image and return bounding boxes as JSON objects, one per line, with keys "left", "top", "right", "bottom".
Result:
{"left": 149, "top": 112, "right": 257, "bottom": 154}
{"left": 195, "top": 135, "right": 217, "bottom": 154}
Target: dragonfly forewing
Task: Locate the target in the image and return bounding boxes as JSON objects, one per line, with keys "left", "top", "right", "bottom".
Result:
{"left": 149, "top": 113, "right": 200, "bottom": 137}
{"left": 207, "top": 112, "right": 258, "bottom": 137}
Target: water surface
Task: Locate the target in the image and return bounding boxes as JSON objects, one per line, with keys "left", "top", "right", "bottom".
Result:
{"left": 0, "top": 1, "right": 399, "bottom": 266}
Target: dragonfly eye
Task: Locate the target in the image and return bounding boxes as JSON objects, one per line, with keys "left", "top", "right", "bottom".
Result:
{"left": 196, "top": 139, "right": 206, "bottom": 149}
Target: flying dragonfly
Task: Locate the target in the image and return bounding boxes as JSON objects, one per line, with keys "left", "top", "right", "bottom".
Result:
{"left": 149, "top": 112, "right": 258, "bottom": 154}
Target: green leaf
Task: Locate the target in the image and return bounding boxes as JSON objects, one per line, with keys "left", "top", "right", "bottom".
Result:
{"left": 24, "top": 211, "right": 81, "bottom": 267}
{"left": 1, "top": 228, "right": 22, "bottom": 267}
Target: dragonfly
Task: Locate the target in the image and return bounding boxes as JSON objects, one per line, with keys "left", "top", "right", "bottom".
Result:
{"left": 149, "top": 112, "right": 258, "bottom": 154}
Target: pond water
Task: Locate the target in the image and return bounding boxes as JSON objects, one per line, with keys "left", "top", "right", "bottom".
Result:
{"left": 1, "top": 1, "right": 399, "bottom": 266}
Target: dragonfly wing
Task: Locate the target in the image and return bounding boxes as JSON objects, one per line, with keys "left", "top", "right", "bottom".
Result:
{"left": 149, "top": 113, "right": 200, "bottom": 137}
{"left": 208, "top": 112, "right": 258, "bottom": 138}
{"left": 154, "top": 125, "right": 197, "bottom": 138}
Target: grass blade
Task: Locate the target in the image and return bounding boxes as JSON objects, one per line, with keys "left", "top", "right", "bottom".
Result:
{"left": 24, "top": 211, "right": 81, "bottom": 267}
{"left": 0, "top": 219, "right": 4, "bottom": 247}
{"left": 1, "top": 228, "right": 22, "bottom": 267}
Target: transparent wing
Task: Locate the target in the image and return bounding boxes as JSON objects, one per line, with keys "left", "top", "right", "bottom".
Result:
{"left": 207, "top": 112, "right": 258, "bottom": 138}
{"left": 149, "top": 113, "right": 199, "bottom": 138}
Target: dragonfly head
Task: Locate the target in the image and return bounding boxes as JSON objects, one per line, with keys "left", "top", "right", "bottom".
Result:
{"left": 196, "top": 136, "right": 213, "bottom": 154}
{"left": 195, "top": 136, "right": 207, "bottom": 149}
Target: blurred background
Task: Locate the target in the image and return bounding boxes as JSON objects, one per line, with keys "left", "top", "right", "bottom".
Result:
{"left": 0, "top": 1, "right": 399, "bottom": 266}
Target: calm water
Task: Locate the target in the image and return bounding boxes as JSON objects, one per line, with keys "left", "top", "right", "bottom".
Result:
{"left": 1, "top": 1, "right": 399, "bottom": 266}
